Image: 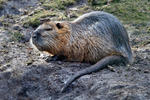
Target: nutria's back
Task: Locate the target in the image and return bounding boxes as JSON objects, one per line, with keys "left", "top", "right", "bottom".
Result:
{"left": 68, "top": 11, "right": 132, "bottom": 63}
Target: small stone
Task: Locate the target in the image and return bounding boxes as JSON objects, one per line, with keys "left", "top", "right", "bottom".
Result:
{"left": 144, "top": 70, "right": 149, "bottom": 73}
{"left": 13, "top": 24, "right": 22, "bottom": 31}
{"left": 107, "top": 65, "right": 116, "bottom": 72}
{"left": 26, "top": 59, "right": 33, "bottom": 66}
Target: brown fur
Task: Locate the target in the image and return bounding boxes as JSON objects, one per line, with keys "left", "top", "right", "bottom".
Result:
{"left": 33, "top": 21, "right": 123, "bottom": 63}
{"left": 32, "top": 11, "right": 132, "bottom": 64}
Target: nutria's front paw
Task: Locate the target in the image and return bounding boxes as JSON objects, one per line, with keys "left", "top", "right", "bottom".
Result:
{"left": 44, "top": 55, "right": 59, "bottom": 62}
{"left": 45, "top": 55, "right": 67, "bottom": 62}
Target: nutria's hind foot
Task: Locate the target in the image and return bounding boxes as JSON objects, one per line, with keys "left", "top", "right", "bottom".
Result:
{"left": 61, "top": 55, "right": 125, "bottom": 93}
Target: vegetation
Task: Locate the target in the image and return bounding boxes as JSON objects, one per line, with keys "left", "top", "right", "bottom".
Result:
{"left": 11, "top": 31, "right": 24, "bottom": 42}
{"left": 88, "top": 0, "right": 121, "bottom": 5}
{"left": 23, "top": 10, "right": 60, "bottom": 28}
{"left": 0, "top": 0, "right": 6, "bottom": 10}
{"left": 41, "top": 0, "right": 79, "bottom": 10}
{"left": 90, "top": 0, "right": 150, "bottom": 24}
{"left": 23, "top": 0, "right": 150, "bottom": 29}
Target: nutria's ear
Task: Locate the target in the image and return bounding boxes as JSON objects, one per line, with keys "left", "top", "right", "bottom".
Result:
{"left": 56, "top": 22, "right": 69, "bottom": 34}
{"left": 56, "top": 23, "right": 64, "bottom": 29}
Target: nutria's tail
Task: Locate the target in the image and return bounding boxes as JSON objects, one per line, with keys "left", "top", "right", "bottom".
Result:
{"left": 61, "top": 55, "right": 126, "bottom": 92}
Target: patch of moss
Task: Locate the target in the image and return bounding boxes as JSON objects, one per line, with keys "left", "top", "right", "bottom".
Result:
{"left": 0, "top": 0, "right": 4, "bottom": 4}
{"left": 11, "top": 32, "right": 24, "bottom": 42}
{"left": 42, "top": 0, "right": 79, "bottom": 10}
{"left": 88, "top": 0, "right": 120, "bottom": 6}
{"left": 39, "top": 0, "right": 45, "bottom": 4}
{"left": 88, "top": 0, "right": 107, "bottom": 5}
{"left": 23, "top": 10, "right": 58, "bottom": 28}
{"left": 91, "top": 0, "right": 150, "bottom": 23}
{"left": 23, "top": 0, "right": 84, "bottom": 28}
{"left": 0, "top": 0, "right": 6, "bottom": 10}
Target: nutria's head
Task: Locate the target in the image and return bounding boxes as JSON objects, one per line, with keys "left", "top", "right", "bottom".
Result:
{"left": 31, "top": 21, "right": 70, "bottom": 55}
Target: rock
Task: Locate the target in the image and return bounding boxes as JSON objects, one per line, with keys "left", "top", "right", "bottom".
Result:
{"left": 12, "top": 24, "right": 22, "bottom": 31}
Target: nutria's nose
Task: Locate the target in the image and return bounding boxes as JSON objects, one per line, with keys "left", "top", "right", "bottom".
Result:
{"left": 32, "top": 30, "right": 40, "bottom": 39}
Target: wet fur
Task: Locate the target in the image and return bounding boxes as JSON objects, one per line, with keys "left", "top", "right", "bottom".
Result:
{"left": 33, "top": 11, "right": 132, "bottom": 63}
{"left": 32, "top": 11, "right": 133, "bottom": 92}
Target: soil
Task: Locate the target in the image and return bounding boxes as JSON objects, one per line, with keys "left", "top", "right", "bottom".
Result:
{"left": 0, "top": 0, "right": 150, "bottom": 100}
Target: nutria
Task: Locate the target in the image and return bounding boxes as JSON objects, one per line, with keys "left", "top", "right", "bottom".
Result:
{"left": 31, "top": 11, "right": 133, "bottom": 92}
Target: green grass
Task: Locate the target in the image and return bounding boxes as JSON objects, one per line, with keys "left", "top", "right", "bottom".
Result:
{"left": 23, "top": 10, "right": 59, "bottom": 28}
{"left": 23, "top": 0, "right": 150, "bottom": 28}
{"left": 11, "top": 32, "right": 24, "bottom": 42}
{"left": 0, "top": 0, "right": 6, "bottom": 10}
{"left": 88, "top": 0, "right": 121, "bottom": 5}
{"left": 91, "top": 0, "right": 150, "bottom": 24}
{"left": 22, "top": 0, "right": 82, "bottom": 28}
{"left": 41, "top": 0, "right": 78, "bottom": 10}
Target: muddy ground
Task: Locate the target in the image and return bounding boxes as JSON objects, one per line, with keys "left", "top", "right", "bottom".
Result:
{"left": 0, "top": 0, "right": 150, "bottom": 100}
